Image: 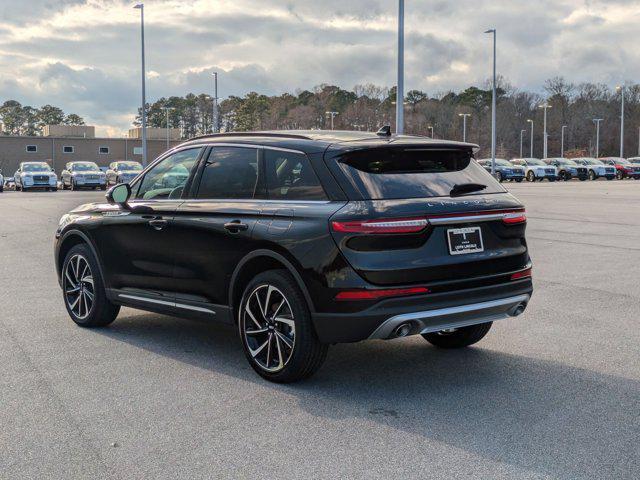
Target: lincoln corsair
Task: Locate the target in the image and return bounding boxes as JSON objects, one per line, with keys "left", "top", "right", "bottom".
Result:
{"left": 61, "top": 161, "right": 107, "bottom": 190}
{"left": 54, "top": 130, "right": 533, "bottom": 383}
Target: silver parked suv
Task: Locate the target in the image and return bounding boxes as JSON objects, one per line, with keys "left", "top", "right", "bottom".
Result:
{"left": 61, "top": 162, "right": 107, "bottom": 190}
{"left": 510, "top": 158, "right": 557, "bottom": 182}
{"left": 573, "top": 158, "right": 616, "bottom": 180}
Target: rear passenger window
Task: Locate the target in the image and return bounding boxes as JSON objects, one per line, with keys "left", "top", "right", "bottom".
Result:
{"left": 265, "top": 150, "right": 327, "bottom": 200}
{"left": 197, "top": 147, "right": 259, "bottom": 199}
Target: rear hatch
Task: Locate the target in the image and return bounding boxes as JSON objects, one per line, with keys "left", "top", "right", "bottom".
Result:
{"left": 325, "top": 143, "right": 529, "bottom": 287}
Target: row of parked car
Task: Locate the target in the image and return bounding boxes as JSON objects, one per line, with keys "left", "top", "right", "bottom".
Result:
{"left": 477, "top": 157, "right": 640, "bottom": 182}
{"left": 0, "top": 160, "right": 143, "bottom": 192}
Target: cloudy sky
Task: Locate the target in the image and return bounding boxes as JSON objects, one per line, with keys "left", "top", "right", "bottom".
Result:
{"left": 1, "top": 0, "right": 638, "bottom": 136}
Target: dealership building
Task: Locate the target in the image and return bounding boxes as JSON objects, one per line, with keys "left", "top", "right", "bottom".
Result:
{"left": 0, "top": 125, "right": 182, "bottom": 176}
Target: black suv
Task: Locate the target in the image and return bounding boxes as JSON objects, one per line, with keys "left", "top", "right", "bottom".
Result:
{"left": 54, "top": 130, "right": 533, "bottom": 383}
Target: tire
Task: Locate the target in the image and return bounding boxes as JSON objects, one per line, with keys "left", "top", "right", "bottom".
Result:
{"left": 61, "top": 244, "right": 119, "bottom": 328}
{"left": 588, "top": 170, "right": 597, "bottom": 181}
{"left": 526, "top": 171, "right": 536, "bottom": 182}
{"left": 495, "top": 171, "right": 503, "bottom": 183}
{"left": 616, "top": 171, "right": 624, "bottom": 180}
{"left": 101, "top": 185, "right": 107, "bottom": 191}
{"left": 238, "top": 270, "right": 328, "bottom": 383}
{"left": 422, "top": 322, "right": 492, "bottom": 349}
{"left": 71, "top": 180, "right": 77, "bottom": 191}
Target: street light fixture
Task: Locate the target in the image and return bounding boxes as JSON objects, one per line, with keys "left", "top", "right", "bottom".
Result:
{"left": 325, "top": 111, "right": 339, "bottom": 130}
{"left": 212, "top": 72, "right": 219, "bottom": 133}
{"left": 538, "top": 102, "right": 552, "bottom": 159}
{"left": 458, "top": 113, "right": 471, "bottom": 142}
{"left": 616, "top": 85, "right": 624, "bottom": 158}
{"left": 485, "top": 28, "right": 497, "bottom": 175}
{"left": 527, "top": 119, "right": 534, "bottom": 157}
{"left": 593, "top": 119, "right": 603, "bottom": 158}
{"left": 396, "top": 0, "right": 405, "bottom": 134}
{"left": 133, "top": 3, "right": 147, "bottom": 166}
{"left": 561, "top": 125, "right": 567, "bottom": 158}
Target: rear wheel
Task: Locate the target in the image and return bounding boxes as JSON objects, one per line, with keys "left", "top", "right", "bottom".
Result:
{"left": 526, "top": 171, "right": 536, "bottom": 182}
{"left": 422, "top": 322, "right": 492, "bottom": 349}
{"left": 495, "top": 171, "right": 503, "bottom": 183}
{"left": 62, "top": 244, "right": 119, "bottom": 327}
{"left": 238, "top": 270, "right": 328, "bottom": 383}
{"left": 589, "top": 170, "right": 597, "bottom": 181}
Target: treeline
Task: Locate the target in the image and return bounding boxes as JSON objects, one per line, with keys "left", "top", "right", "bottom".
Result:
{"left": 139, "top": 77, "right": 640, "bottom": 158}
{"left": 0, "top": 101, "right": 85, "bottom": 136}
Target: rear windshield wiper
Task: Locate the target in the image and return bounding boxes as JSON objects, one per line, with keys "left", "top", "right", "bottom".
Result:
{"left": 450, "top": 183, "right": 487, "bottom": 197}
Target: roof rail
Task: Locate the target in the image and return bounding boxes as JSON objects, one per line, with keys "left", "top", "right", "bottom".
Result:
{"left": 187, "top": 132, "right": 314, "bottom": 142}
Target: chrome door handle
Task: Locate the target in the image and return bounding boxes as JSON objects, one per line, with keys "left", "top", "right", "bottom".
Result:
{"left": 224, "top": 221, "right": 249, "bottom": 233}
{"left": 148, "top": 219, "right": 168, "bottom": 231}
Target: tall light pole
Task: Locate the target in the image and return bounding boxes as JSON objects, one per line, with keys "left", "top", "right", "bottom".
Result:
{"left": 134, "top": 3, "right": 147, "bottom": 167}
{"left": 458, "top": 113, "right": 471, "bottom": 142}
{"left": 325, "top": 111, "right": 338, "bottom": 130}
{"left": 520, "top": 129, "right": 526, "bottom": 158}
{"left": 561, "top": 125, "right": 567, "bottom": 157}
{"left": 212, "top": 72, "right": 219, "bottom": 133}
{"left": 161, "top": 106, "right": 173, "bottom": 150}
{"left": 593, "top": 118, "right": 603, "bottom": 158}
{"left": 539, "top": 102, "right": 551, "bottom": 159}
{"left": 527, "top": 119, "right": 534, "bottom": 157}
{"left": 638, "top": 126, "right": 640, "bottom": 156}
{"left": 617, "top": 85, "right": 624, "bottom": 158}
{"left": 396, "top": 0, "right": 405, "bottom": 134}
{"left": 484, "top": 29, "right": 497, "bottom": 175}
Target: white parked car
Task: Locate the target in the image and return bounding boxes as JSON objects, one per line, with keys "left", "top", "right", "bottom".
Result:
{"left": 510, "top": 158, "right": 557, "bottom": 182}
{"left": 573, "top": 158, "right": 616, "bottom": 180}
{"left": 14, "top": 162, "right": 58, "bottom": 191}
{"left": 106, "top": 161, "right": 143, "bottom": 186}
{"left": 61, "top": 161, "right": 107, "bottom": 190}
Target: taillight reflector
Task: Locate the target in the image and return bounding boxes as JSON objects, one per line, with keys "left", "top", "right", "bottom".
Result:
{"left": 331, "top": 218, "right": 428, "bottom": 234}
{"left": 511, "top": 268, "right": 532, "bottom": 281}
{"left": 335, "top": 286, "right": 429, "bottom": 301}
{"left": 502, "top": 212, "right": 527, "bottom": 224}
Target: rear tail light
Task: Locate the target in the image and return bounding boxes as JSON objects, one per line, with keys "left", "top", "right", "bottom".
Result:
{"left": 331, "top": 218, "right": 428, "bottom": 234}
{"left": 335, "top": 286, "right": 429, "bottom": 301}
{"left": 502, "top": 211, "right": 527, "bottom": 224}
{"left": 511, "top": 267, "right": 532, "bottom": 281}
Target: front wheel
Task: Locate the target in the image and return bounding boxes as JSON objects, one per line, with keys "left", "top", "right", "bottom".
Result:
{"left": 588, "top": 170, "right": 597, "bottom": 181}
{"left": 238, "top": 270, "right": 328, "bottom": 383}
{"left": 526, "top": 171, "right": 536, "bottom": 182}
{"left": 495, "top": 171, "right": 503, "bottom": 183}
{"left": 617, "top": 171, "right": 624, "bottom": 180}
{"left": 62, "top": 244, "right": 119, "bottom": 327}
{"left": 422, "top": 322, "right": 492, "bottom": 349}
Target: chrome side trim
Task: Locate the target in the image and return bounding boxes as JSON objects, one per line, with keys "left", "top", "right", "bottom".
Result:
{"left": 368, "top": 294, "right": 530, "bottom": 340}
{"left": 428, "top": 213, "right": 513, "bottom": 225}
{"left": 118, "top": 294, "right": 216, "bottom": 314}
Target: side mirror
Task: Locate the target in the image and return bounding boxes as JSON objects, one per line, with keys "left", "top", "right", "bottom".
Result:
{"left": 107, "top": 183, "right": 131, "bottom": 207}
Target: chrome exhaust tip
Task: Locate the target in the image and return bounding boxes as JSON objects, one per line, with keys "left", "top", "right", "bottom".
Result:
{"left": 511, "top": 302, "right": 527, "bottom": 316}
{"left": 393, "top": 323, "right": 413, "bottom": 338}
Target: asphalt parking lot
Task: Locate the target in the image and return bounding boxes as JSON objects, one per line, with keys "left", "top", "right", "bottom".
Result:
{"left": 1, "top": 182, "right": 639, "bottom": 480}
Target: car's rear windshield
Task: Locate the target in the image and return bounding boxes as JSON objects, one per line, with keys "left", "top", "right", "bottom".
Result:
{"left": 335, "top": 148, "right": 504, "bottom": 200}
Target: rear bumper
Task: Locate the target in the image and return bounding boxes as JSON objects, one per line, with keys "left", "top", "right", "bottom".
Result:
{"left": 368, "top": 294, "right": 529, "bottom": 339}
{"left": 312, "top": 278, "right": 533, "bottom": 343}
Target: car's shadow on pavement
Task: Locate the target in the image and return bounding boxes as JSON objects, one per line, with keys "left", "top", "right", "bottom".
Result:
{"left": 100, "top": 312, "right": 639, "bottom": 479}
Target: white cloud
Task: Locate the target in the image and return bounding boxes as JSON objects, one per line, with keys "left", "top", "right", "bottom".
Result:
{"left": 0, "top": 0, "right": 638, "bottom": 133}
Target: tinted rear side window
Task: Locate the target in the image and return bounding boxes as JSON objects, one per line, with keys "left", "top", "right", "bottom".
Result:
{"left": 197, "top": 147, "right": 259, "bottom": 199}
{"left": 265, "top": 150, "right": 327, "bottom": 201}
{"left": 336, "top": 148, "right": 504, "bottom": 199}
